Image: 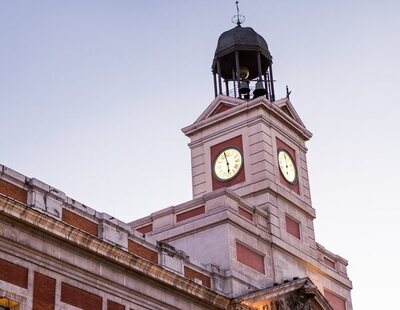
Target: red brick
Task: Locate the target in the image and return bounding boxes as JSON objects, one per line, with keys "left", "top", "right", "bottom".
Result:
{"left": 62, "top": 209, "right": 98, "bottom": 236}
{"left": 136, "top": 223, "right": 152, "bottom": 234}
{"left": 0, "top": 257, "right": 28, "bottom": 288}
{"left": 324, "top": 289, "right": 346, "bottom": 310}
{"left": 184, "top": 266, "right": 211, "bottom": 288}
{"left": 61, "top": 283, "right": 102, "bottom": 310}
{"left": 176, "top": 206, "right": 205, "bottom": 223}
{"left": 0, "top": 179, "right": 27, "bottom": 204}
{"left": 211, "top": 135, "right": 245, "bottom": 190}
{"left": 128, "top": 240, "right": 158, "bottom": 264}
{"left": 239, "top": 207, "right": 253, "bottom": 221}
{"left": 108, "top": 300, "right": 125, "bottom": 310}
{"left": 324, "top": 257, "right": 336, "bottom": 269}
{"left": 285, "top": 215, "right": 300, "bottom": 239}
{"left": 211, "top": 103, "right": 233, "bottom": 116}
{"left": 236, "top": 242, "right": 265, "bottom": 274}
{"left": 33, "top": 272, "right": 56, "bottom": 310}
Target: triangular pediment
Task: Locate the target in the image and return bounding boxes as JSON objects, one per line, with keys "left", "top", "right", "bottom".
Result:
{"left": 232, "top": 278, "right": 333, "bottom": 310}
{"left": 275, "top": 98, "right": 305, "bottom": 127}
{"left": 210, "top": 102, "right": 235, "bottom": 116}
{"left": 194, "top": 95, "right": 306, "bottom": 127}
{"left": 182, "top": 95, "right": 312, "bottom": 140}
{"left": 194, "top": 95, "right": 245, "bottom": 123}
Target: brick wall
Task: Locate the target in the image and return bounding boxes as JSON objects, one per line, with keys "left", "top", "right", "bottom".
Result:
{"left": 62, "top": 209, "right": 98, "bottom": 236}
{"left": 136, "top": 223, "right": 152, "bottom": 234}
{"left": 128, "top": 240, "right": 158, "bottom": 264}
{"left": 285, "top": 214, "right": 300, "bottom": 239}
{"left": 0, "top": 258, "right": 28, "bottom": 288}
{"left": 323, "top": 257, "right": 336, "bottom": 269}
{"left": 0, "top": 179, "right": 27, "bottom": 204}
{"left": 324, "top": 289, "right": 346, "bottom": 310}
{"left": 61, "top": 283, "right": 102, "bottom": 310}
{"left": 176, "top": 206, "right": 205, "bottom": 223}
{"left": 108, "top": 300, "right": 125, "bottom": 310}
{"left": 236, "top": 242, "right": 265, "bottom": 274}
{"left": 33, "top": 272, "right": 56, "bottom": 310}
{"left": 238, "top": 207, "right": 253, "bottom": 221}
{"left": 184, "top": 266, "right": 211, "bottom": 288}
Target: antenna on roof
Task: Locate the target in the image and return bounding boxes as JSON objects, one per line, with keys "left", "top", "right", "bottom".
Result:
{"left": 232, "top": 1, "right": 245, "bottom": 26}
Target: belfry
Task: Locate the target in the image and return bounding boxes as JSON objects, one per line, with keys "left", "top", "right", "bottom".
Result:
{"left": 212, "top": 24, "right": 275, "bottom": 100}
{"left": 0, "top": 4, "right": 352, "bottom": 310}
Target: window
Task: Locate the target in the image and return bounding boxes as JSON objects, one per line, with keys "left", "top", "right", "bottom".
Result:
{"left": 0, "top": 297, "right": 19, "bottom": 310}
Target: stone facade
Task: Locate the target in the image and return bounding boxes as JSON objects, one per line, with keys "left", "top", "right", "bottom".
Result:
{"left": 0, "top": 95, "right": 352, "bottom": 309}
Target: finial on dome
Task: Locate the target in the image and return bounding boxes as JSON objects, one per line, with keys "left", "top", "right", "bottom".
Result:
{"left": 232, "top": 1, "right": 245, "bottom": 27}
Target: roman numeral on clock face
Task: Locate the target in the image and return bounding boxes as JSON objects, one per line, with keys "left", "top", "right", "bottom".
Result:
{"left": 213, "top": 147, "right": 243, "bottom": 181}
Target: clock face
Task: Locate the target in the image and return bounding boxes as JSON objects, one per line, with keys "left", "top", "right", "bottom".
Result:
{"left": 213, "top": 148, "right": 243, "bottom": 181}
{"left": 278, "top": 149, "right": 297, "bottom": 183}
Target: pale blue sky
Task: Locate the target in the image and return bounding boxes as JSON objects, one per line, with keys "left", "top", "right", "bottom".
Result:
{"left": 1, "top": 1, "right": 400, "bottom": 308}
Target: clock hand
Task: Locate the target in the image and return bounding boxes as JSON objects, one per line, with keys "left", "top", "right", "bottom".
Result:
{"left": 223, "top": 152, "right": 230, "bottom": 173}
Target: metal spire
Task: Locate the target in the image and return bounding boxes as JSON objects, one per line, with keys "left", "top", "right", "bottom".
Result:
{"left": 232, "top": 1, "right": 245, "bottom": 26}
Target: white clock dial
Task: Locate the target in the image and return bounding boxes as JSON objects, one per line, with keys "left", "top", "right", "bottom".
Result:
{"left": 278, "top": 150, "right": 297, "bottom": 183}
{"left": 213, "top": 148, "right": 243, "bottom": 181}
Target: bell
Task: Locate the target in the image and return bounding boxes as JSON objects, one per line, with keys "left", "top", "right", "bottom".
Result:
{"left": 240, "top": 66, "right": 250, "bottom": 79}
{"left": 239, "top": 81, "right": 250, "bottom": 95}
{"left": 253, "top": 80, "right": 267, "bottom": 97}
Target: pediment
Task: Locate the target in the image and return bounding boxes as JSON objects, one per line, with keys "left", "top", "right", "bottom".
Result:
{"left": 194, "top": 95, "right": 245, "bottom": 123}
{"left": 210, "top": 102, "right": 236, "bottom": 116}
{"left": 182, "top": 95, "right": 311, "bottom": 140}
{"left": 232, "top": 277, "right": 333, "bottom": 310}
{"left": 194, "top": 95, "right": 305, "bottom": 128}
{"left": 275, "top": 98, "right": 305, "bottom": 127}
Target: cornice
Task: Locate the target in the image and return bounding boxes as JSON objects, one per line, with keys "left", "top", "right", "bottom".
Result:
{"left": 182, "top": 97, "right": 312, "bottom": 141}
{"left": 0, "top": 194, "right": 231, "bottom": 309}
{"left": 233, "top": 277, "right": 333, "bottom": 310}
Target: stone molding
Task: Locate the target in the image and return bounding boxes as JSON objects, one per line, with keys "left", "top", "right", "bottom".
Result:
{"left": 0, "top": 195, "right": 231, "bottom": 309}
{"left": 233, "top": 277, "right": 334, "bottom": 310}
{"left": 182, "top": 95, "right": 312, "bottom": 141}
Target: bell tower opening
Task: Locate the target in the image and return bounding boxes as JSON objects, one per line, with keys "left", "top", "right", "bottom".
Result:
{"left": 212, "top": 1, "right": 275, "bottom": 101}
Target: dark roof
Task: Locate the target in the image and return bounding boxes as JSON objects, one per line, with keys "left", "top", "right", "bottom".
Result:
{"left": 214, "top": 26, "right": 272, "bottom": 60}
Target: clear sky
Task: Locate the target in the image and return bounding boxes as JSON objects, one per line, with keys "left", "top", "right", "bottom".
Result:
{"left": 1, "top": 1, "right": 399, "bottom": 308}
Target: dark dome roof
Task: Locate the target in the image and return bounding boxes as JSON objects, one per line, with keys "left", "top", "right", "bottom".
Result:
{"left": 214, "top": 26, "right": 272, "bottom": 60}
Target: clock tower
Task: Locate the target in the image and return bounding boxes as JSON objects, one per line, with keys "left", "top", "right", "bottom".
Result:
{"left": 182, "top": 24, "right": 315, "bottom": 223}
{"left": 132, "top": 18, "right": 352, "bottom": 310}
{"left": 182, "top": 20, "right": 352, "bottom": 304}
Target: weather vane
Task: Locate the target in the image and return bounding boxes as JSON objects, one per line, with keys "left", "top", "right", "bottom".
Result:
{"left": 286, "top": 85, "right": 292, "bottom": 99}
{"left": 232, "top": 1, "right": 245, "bottom": 26}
